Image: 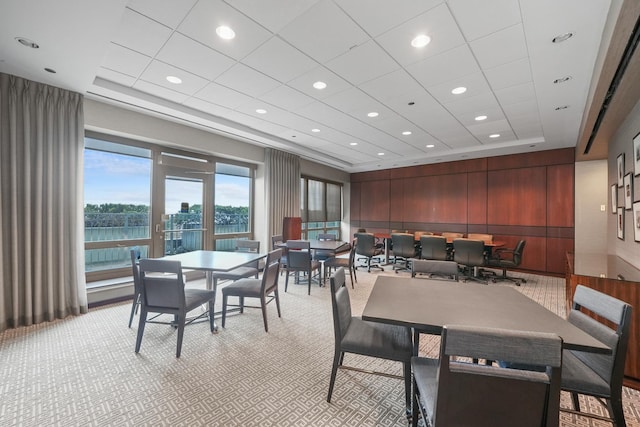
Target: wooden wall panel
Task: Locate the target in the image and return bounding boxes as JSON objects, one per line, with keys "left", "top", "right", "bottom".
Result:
{"left": 547, "top": 164, "right": 575, "bottom": 227}
{"left": 425, "top": 174, "right": 468, "bottom": 224}
{"left": 487, "top": 148, "right": 574, "bottom": 170}
{"left": 402, "top": 176, "right": 429, "bottom": 223}
{"left": 359, "top": 180, "right": 390, "bottom": 222}
{"left": 547, "top": 237, "right": 574, "bottom": 274}
{"left": 389, "top": 179, "right": 404, "bottom": 222}
{"left": 350, "top": 181, "right": 361, "bottom": 224}
{"left": 468, "top": 171, "right": 487, "bottom": 224}
{"left": 488, "top": 167, "right": 547, "bottom": 226}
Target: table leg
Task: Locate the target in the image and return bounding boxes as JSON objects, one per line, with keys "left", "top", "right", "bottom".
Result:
{"left": 205, "top": 271, "right": 219, "bottom": 332}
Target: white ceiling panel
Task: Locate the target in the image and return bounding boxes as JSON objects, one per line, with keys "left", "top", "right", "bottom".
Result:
{"left": 133, "top": 80, "right": 190, "bottom": 104}
{"left": 139, "top": 60, "right": 209, "bottom": 95}
{"left": 259, "top": 85, "right": 316, "bottom": 111}
{"left": 127, "top": 0, "right": 198, "bottom": 29}
{"left": 223, "top": 0, "right": 319, "bottom": 33}
{"left": 215, "top": 63, "right": 281, "bottom": 97}
{"left": 406, "top": 44, "right": 480, "bottom": 89}
{"left": 426, "top": 71, "right": 492, "bottom": 105}
{"left": 502, "top": 99, "right": 540, "bottom": 118}
{"left": 325, "top": 40, "right": 400, "bottom": 85}
{"left": 178, "top": 0, "right": 272, "bottom": 60}
{"left": 484, "top": 57, "right": 532, "bottom": 91}
{"left": 101, "top": 43, "right": 152, "bottom": 78}
{"left": 287, "top": 66, "right": 352, "bottom": 100}
{"left": 469, "top": 24, "right": 528, "bottom": 69}
{"left": 183, "top": 97, "right": 235, "bottom": 119}
{"left": 95, "top": 67, "right": 137, "bottom": 87}
{"left": 494, "top": 82, "right": 536, "bottom": 106}
{"left": 359, "top": 69, "right": 426, "bottom": 103}
{"left": 323, "top": 87, "right": 379, "bottom": 114}
{"left": 279, "top": 0, "right": 370, "bottom": 63}
{"left": 447, "top": 0, "right": 521, "bottom": 42}
{"left": 444, "top": 92, "right": 501, "bottom": 116}
{"left": 241, "top": 36, "right": 318, "bottom": 83}
{"left": 111, "top": 9, "right": 172, "bottom": 57}
{"left": 194, "top": 82, "right": 254, "bottom": 109}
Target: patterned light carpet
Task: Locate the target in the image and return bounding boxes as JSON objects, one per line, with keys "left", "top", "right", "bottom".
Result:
{"left": 1, "top": 265, "right": 639, "bottom": 426}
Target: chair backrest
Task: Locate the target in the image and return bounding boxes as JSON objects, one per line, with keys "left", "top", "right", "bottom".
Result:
{"left": 512, "top": 239, "right": 526, "bottom": 266}
{"left": 441, "top": 232, "right": 464, "bottom": 242}
{"left": 261, "top": 249, "right": 282, "bottom": 294}
{"left": 271, "top": 234, "right": 284, "bottom": 250}
{"left": 318, "top": 233, "right": 337, "bottom": 241}
{"left": 411, "top": 259, "right": 458, "bottom": 280}
{"left": 568, "top": 285, "right": 633, "bottom": 393}
{"left": 354, "top": 232, "right": 377, "bottom": 257}
{"left": 467, "top": 233, "right": 493, "bottom": 244}
{"left": 391, "top": 233, "right": 415, "bottom": 258}
{"left": 413, "top": 231, "right": 433, "bottom": 240}
{"left": 236, "top": 239, "right": 260, "bottom": 253}
{"left": 130, "top": 247, "right": 142, "bottom": 294}
{"left": 420, "top": 235, "right": 448, "bottom": 261}
{"left": 348, "top": 239, "right": 357, "bottom": 267}
{"left": 433, "top": 325, "right": 562, "bottom": 427}
{"left": 329, "top": 267, "right": 351, "bottom": 344}
{"left": 138, "top": 259, "right": 185, "bottom": 312}
{"left": 286, "top": 240, "right": 311, "bottom": 269}
{"left": 453, "top": 238, "right": 486, "bottom": 267}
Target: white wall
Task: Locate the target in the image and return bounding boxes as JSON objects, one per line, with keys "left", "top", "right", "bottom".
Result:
{"left": 575, "top": 160, "right": 608, "bottom": 253}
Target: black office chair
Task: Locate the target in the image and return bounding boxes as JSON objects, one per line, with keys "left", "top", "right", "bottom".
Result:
{"left": 135, "top": 258, "right": 216, "bottom": 358}
{"left": 453, "top": 238, "right": 487, "bottom": 283}
{"left": 284, "top": 240, "right": 321, "bottom": 295}
{"left": 560, "top": 285, "right": 632, "bottom": 427}
{"left": 411, "top": 325, "right": 563, "bottom": 427}
{"left": 419, "top": 235, "right": 448, "bottom": 261}
{"left": 391, "top": 232, "right": 416, "bottom": 273}
{"left": 487, "top": 240, "right": 527, "bottom": 285}
{"left": 411, "top": 259, "right": 458, "bottom": 281}
{"left": 354, "top": 232, "right": 384, "bottom": 272}
{"left": 327, "top": 267, "right": 413, "bottom": 414}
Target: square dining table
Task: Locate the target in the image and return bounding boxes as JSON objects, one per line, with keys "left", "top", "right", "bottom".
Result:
{"left": 362, "top": 276, "right": 610, "bottom": 355}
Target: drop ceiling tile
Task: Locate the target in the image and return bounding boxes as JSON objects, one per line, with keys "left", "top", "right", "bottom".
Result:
{"left": 101, "top": 43, "right": 151, "bottom": 78}
{"left": 178, "top": 0, "right": 272, "bottom": 61}
{"left": 427, "top": 72, "right": 492, "bottom": 105}
{"left": 126, "top": 0, "right": 198, "bottom": 29}
{"left": 279, "top": 0, "right": 370, "bottom": 63}
{"left": 223, "top": 0, "right": 318, "bottom": 33}
{"left": 484, "top": 57, "right": 532, "bottom": 91}
{"left": 466, "top": 119, "right": 511, "bottom": 137}
{"left": 406, "top": 44, "right": 480, "bottom": 89}
{"left": 502, "top": 99, "right": 539, "bottom": 118}
{"left": 215, "top": 63, "right": 281, "bottom": 97}
{"left": 443, "top": 92, "right": 501, "bottom": 116}
{"left": 241, "top": 36, "right": 318, "bottom": 83}
{"left": 156, "top": 33, "right": 235, "bottom": 81}
{"left": 95, "top": 67, "right": 137, "bottom": 87}
{"left": 476, "top": 129, "right": 516, "bottom": 144}
{"left": 494, "top": 82, "right": 535, "bottom": 106}
{"left": 447, "top": 0, "right": 521, "bottom": 42}
{"left": 323, "top": 87, "right": 378, "bottom": 113}
{"left": 287, "top": 66, "right": 352, "bottom": 100}
{"left": 359, "top": 69, "right": 426, "bottom": 103}
{"left": 335, "top": 0, "right": 442, "bottom": 37}
{"left": 183, "top": 97, "right": 235, "bottom": 119}
{"left": 139, "top": 60, "right": 209, "bottom": 95}
{"left": 133, "top": 80, "right": 190, "bottom": 104}
{"left": 470, "top": 24, "right": 527, "bottom": 70}
{"left": 325, "top": 40, "right": 400, "bottom": 85}
{"left": 194, "top": 82, "right": 254, "bottom": 109}
{"left": 454, "top": 106, "right": 506, "bottom": 127}
{"left": 375, "top": 3, "right": 465, "bottom": 66}
{"left": 259, "top": 85, "right": 315, "bottom": 111}
{"left": 111, "top": 9, "right": 173, "bottom": 57}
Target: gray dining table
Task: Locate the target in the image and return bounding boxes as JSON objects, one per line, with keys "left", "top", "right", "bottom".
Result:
{"left": 362, "top": 276, "right": 610, "bottom": 355}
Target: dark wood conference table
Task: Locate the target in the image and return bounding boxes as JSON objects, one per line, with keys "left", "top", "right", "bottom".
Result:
{"left": 362, "top": 276, "right": 610, "bottom": 355}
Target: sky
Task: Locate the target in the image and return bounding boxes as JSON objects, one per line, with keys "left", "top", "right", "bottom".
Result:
{"left": 84, "top": 150, "right": 250, "bottom": 212}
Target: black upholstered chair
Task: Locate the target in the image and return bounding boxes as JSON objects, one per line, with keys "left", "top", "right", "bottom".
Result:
{"left": 221, "top": 249, "right": 282, "bottom": 332}
{"left": 391, "top": 232, "right": 416, "bottom": 273}
{"left": 135, "top": 258, "right": 216, "bottom": 358}
{"left": 411, "top": 259, "right": 458, "bottom": 281}
{"left": 211, "top": 240, "right": 260, "bottom": 289}
{"left": 560, "top": 285, "right": 632, "bottom": 427}
{"left": 487, "top": 240, "right": 527, "bottom": 285}
{"left": 128, "top": 247, "right": 142, "bottom": 328}
{"left": 411, "top": 325, "right": 563, "bottom": 427}
{"left": 419, "top": 235, "right": 448, "bottom": 261}
{"left": 324, "top": 240, "right": 357, "bottom": 288}
{"left": 354, "top": 232, "right": 384, "bottom": 272}
{"left": 327, "top": 267, "right": 413, "bottom": 414}
{"left": 452, "top": 238, "right": 487, "bottom": 283}
{"left": 285, "top": 240, "right": 321, "bottom": 295}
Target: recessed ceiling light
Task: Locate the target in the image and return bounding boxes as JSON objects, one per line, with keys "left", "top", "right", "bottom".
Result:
{"left": 350, "top": 142, "right": 358, "bottom": 146}
{"left": 411, "top": 34, "right": 431, "bottom": 48}
{"left": 367, "top": 112, "right": 379, "bottom": 118}
{"left": 256, "top": 109, "right": 267, "bottom": 114}
{"left": 16, "top": 37, "right": 39, "bottom": 48}
{"left": 311, "top": 128, "right": 320, "bottom": 133}
{"left": 553, "top": 76, "right": 572, "bottom": 84}
{"left": 426, "top": 144, "right": 435, "bottom": 148}
{"left": 166, "top": 75, "right": 182, "bottom": 84}
{"left": 552, "top": 32, "right": 574, "bottom": 43}
{"left": 313, "top": 81, "right": 327, "bottom": 90}
{"left": 489, "top": 134, "right": 500, "bottom": 138}
{"left": 475, "top": 115, "right": 487, "bottom": 121}
{"left": 554, "top": 105, "right": 570, "bottom": 111}
{"left": 216, "top": 25, "right": 235, "bottom": 40}
{"left": 377, "top": 152, "right": 385, "bottom": 156}
{"left": 402, "top": 131, "right": 412, "bottom": 135}
{"left": 451, "top": 87, "right": 467, "bottom": 95}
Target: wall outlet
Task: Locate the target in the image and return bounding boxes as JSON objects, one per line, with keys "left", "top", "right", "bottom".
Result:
{"left": 600, "top": 204, "right": 606, "bottom": 212}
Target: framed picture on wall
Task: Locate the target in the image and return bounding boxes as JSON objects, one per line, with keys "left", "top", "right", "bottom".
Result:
{"left": 611, "top": 184, "right": 617, "bottom": 213}
{"left": 617, "top": 207, "right": 624, "bottom": 240}
{"left": 634, "top": 131, "right": 640, "bottom": 176}
{"left": 617, "top": 153, "right": 625, "bottom": 186}
{"left": 634, "top": 201, "right": 640, "bottom": 242}
{"left": 624, "top": 173, "right": 633, "bottom": 209}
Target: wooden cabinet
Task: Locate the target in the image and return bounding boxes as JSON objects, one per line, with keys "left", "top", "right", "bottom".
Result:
{"left": 566, "top": 252, "right": 640, "bottom": 389}
{"left": 282, "top": 217, "right": 301, "bottom": 241}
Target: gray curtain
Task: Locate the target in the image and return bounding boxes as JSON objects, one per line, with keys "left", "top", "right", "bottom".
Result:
{"left": 0, "top": 73, "right": 87, "bottom": 332}
{"left": 265, "top": 148, "right": 301, "bottom": 239}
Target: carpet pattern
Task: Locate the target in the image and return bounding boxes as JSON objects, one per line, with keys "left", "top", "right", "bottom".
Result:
{"left": 1, "top": 266, "right": 639, "bottom": 426}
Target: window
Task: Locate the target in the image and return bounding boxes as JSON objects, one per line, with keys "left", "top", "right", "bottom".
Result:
{"left": 214, "top": 163, "right": 252, "bottom": 251}
{"left": 300, "top": 176, "right": 342, "bottom": 239}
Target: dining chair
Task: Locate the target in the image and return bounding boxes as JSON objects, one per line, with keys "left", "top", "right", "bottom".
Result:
{"left": 210, "top": 240, "right": 260, "bottom": 289}
{"left": 411, "top": 325, "right": 563, "bottom": 427}
{"left": 560, "top": 285, "right": 632, "bottom": 427}
{"left": 135, "top": 258, "right": 216, "bottom": 358}
{"left": 221, "top": 249, "right": 282, "bottom": 332}
{"left": 324, "top": 239, "right": 357, "bottom": 288}
{"left": 284, "top": 240, "right": 321, "bottom": 295}
{"left": 327, "top": 267, "right": 413, "bottom": 414}
{"left": 271, "top": 234, "right": 288, "bottom": 272}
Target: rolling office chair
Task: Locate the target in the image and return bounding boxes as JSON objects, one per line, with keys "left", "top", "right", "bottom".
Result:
{"left": 391, "top": 232, "right": 416, "bottom": 273}
{"left": 487, "top": 240, "right": 527, "bottom": 285}
{"left": 354, "top": 232, "right": 384, "bottom": 272}
{"left": 419, "top": 235, "right": 448, "bottom": 261}
{"left": 453, "top": 238, "right": 488, "bottom": 283}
